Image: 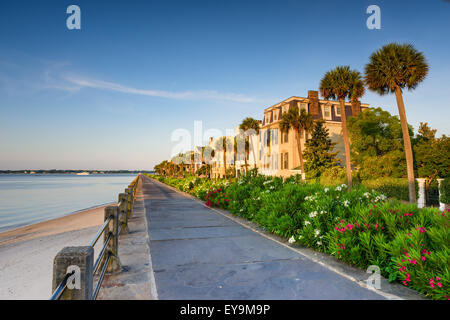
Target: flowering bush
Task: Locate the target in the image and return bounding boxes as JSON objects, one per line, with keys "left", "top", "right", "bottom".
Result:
{"left": 148, "top": 173, "right": 449, "bottom": 300}
{"left": 205, "top": 188, "right": 229, "bottom": 208}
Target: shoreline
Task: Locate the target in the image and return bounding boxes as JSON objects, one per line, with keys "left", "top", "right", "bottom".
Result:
{"left": 0, "top": 202, "right": 114, "bottom": 246}
{"left": 0, "top": 202, "right": 115, "bottom": 235}
{"left": 0, "top": 203, "right": 113, "bottom": 299}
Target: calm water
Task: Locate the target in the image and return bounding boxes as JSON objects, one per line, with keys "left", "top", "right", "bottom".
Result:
{"left": 0, "top": 174, "right": 137, "bottom": 232}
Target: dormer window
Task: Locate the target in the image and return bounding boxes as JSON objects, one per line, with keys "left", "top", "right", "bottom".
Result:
{"left": 323, "top": 105, "right": 332, "bottom": 120}
{"left": 335, "top": 105, "right": 341, "bottom": 117}
{"left": 298, "top": 102, "right": 308, "bottom": 113}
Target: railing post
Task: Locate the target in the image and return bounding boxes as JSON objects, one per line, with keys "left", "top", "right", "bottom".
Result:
{"left": 52, "top": 246, "right": 94, "bottom": 300}
{"left": 104, "top": 206, "right": 121, "bottom": 273}
{"left": 118, "top": 193, "right": 129, "bottom": 234}
{"left": 416, "top": 178, "right": 426, "bottom": 208}
{"left": 125, "top": 188, "right": 133, "bottom": 217}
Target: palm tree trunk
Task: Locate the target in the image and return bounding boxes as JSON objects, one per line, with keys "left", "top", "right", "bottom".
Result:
{"left": 223, "top": 150, "right": 227, "bottom": 179}
{"left": 395, "top": 86, "right": 416, "bottom": 203}
{"left": 244, "top": 139, "right": 249, "bottom": 175}
{"left": 295, "top": 130, "right": 305, "bottom": 180}
{"left": 340, "top": 99, "right": 352, "bottom": 190}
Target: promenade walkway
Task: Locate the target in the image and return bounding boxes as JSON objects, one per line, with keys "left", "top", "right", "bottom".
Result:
{"left": 141, "top": 175, "right": 393, "bottom": 300}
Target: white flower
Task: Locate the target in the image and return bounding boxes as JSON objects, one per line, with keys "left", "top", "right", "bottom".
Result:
{"left": 317, "top": 241, "right": 322, "bottom": 246}
{"left": 343, "top": 200, "right": 350, "bottom": 207}
{"left": 341, "top": 184, "right": 347, "bottom": 188}
{"left": 364, "top": 192, "right": 370, "bottom": 198}
{"left": 304, "top": 220, "right": 311, "bottom": 226}
{"left": 309, "top": 211, "right": 318, "bottom": 218}
{"left": 320, "top": 210, "right": 326, "bottom": 215}
{"left": 288, "top": 236, "right": 296, "bottom": 244}
{"left": 335, "top": 186, "right": 342, "bottom": 191}
{"left": 324, "top": 188, "right": 329, "bottom": 193}
{"left": 314, "top": 229, "right": 320, "bottom": 237}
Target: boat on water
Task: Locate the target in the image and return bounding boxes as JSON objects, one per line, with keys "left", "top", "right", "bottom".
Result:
{"left": 76, "top": 172, "right": 90, "bottom": 176}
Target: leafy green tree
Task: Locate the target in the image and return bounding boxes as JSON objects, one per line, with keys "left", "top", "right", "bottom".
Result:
{"left": 347, "top": 107, "right": 412, "bottom": 180}
{"left": 414, "top": 122, "right": 450, "bottom": 183}
{"left": 280, "top": 105, "right": 314, "bottom": 178}
{"left": 365, "top": 43, "right": 429, "bottom": 203}
{"left": 320, "top": 66, "right": 365, "bottom": 190}
{"left": 303, "top": 120, "right": 340, "bottom": 179}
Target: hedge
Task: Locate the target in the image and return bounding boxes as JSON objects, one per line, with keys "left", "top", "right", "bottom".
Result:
{"left": 362, "top": 178, "right": 419, "bottom": 202}
{"left": 440, "top": 178, "right": 450, "bottom": 204}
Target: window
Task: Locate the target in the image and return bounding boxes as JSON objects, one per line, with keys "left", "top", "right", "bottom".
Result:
{"left": 335, "top": 105, "right": 341, "bottom": 117}
{"left": 284, "top": 152, "right": 289, "bottom": 170}
{"left": 284, "top": 131, "right": 288, "bottom": 143}
{"left": 323, "top": 105, "right": 331, "bottom": 120}
{"left": 280, "top": 153, "right": 283, "bottom": 169}
{"left": 298, "top": 102, "right": 308, "bottom": 113}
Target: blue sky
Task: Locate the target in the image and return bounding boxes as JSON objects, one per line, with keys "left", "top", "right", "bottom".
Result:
{"left": 0, "top": 0, "right": 449, "bottom": 170}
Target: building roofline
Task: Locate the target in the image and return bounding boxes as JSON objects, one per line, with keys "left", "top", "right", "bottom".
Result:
{"left": 264, "top": 96, "right": 369, "bottom": 112}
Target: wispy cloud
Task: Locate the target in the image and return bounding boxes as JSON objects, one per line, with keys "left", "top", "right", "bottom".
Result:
{"left": 64, "top": 76, "right": 261, "bottom": 103}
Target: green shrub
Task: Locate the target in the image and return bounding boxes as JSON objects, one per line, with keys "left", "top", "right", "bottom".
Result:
{"left": 440, "top": 177, "right": 450, "bottom": 204}
{"left": 362, "top": 178, "right": 418, "bottom": 202}
{"left": 319, "top": 166, "right": 346, "bottom": 186}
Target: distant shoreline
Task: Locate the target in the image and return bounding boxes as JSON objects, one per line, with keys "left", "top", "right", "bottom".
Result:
{"left": 0, "top": 171, "right": 153, "bottom": 175}
{"left": 0, "top": 203, "right": 112, "bottom": 246}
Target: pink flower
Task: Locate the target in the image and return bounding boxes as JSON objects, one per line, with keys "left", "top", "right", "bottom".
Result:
{"left": 421, "top": 256, "right": 426, "bottom": 262}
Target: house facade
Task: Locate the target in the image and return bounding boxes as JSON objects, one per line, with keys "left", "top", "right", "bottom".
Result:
{"left": 256, "top": 90, "right": 368, "bottom": 178}
{"left": 207, "top": 90, "right": 368, "bottom": 179}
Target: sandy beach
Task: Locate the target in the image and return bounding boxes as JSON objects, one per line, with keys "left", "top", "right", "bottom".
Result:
{"left": 0, "top": 204, "right": 113, "bottom": 300}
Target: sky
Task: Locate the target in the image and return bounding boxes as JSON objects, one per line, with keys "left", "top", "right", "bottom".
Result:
{"left": 0, "top": 0, "right": 449, "bottom": 170}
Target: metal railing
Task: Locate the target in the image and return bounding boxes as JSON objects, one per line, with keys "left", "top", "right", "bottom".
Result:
{"left": 50, "top": 174, "right": 141, "bottom": 300}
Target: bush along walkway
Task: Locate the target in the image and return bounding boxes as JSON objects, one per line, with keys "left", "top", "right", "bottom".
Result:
{"left": 147, "top": 173, "right": 449, "bottom": 300}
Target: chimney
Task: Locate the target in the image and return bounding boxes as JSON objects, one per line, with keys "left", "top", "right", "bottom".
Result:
{"left": 308, "top": 90, "right": 319, "bottom": 116}
{"left": 351, "top": 100, "right": 361, "bottom": 117}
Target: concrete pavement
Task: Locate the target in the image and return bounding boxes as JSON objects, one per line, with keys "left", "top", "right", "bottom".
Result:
{"left": 142, "top": 175, "right": 390, "bottom": 300}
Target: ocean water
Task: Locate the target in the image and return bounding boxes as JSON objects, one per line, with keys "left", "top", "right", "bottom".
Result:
{"left": 0, "top": 174, "right": 137, "bottom": 232}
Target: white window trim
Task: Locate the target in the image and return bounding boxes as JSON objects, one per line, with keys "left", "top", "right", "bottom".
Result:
{"left": 323, "top": 105, "right": 332, "bottom": 120}
{"left": 334, "top": 104, "right": 342, "bottom": 117}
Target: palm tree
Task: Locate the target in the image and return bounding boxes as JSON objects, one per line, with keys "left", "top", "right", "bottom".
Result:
{"left": 239, "top": 117, "right": 260, "bottom": 170}
{"left": 320, "top": 66, "right": 365, "bottom": 190}
{"left": 202, "top": 146, "right": 214, "bottom": 178}
{"left": 233, "top": 135, "right": 247, "bottom": 177}
{"left": 215, "top": 137, "right": 233, "bottom": 178}
{"left": 365, "top": 43, "right": 428, "bottom": 203}
{"left": 280, "top": 105, "right": 314, "bottom": 179}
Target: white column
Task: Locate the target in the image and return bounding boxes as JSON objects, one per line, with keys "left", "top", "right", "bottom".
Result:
{"left": 437, "top": 179, "right": 445, "bottom": 211}
{"left": 416, "top": 178, "right": 426, "bottom": 209}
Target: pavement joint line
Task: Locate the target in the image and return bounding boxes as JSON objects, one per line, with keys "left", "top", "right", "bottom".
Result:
{"left": 153, "top": 257, "right": 305, "bottom": 272}
{"left": 150, "top": 234, "right": 261, "bottom": 242}
{"left": 146, "top": 176, "right": 407, "bottom": 301}
{"left": 149, "top": 225, "right": 242, "bottom": 231}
